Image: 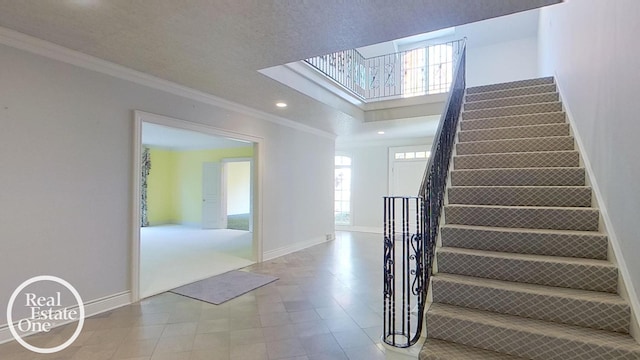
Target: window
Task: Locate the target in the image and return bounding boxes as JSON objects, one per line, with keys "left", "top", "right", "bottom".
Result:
{"left": 402, "top": 43, "right": 455, "bottom": 97}
{"left": 335, "top": 156, "right": 352, "bottom": 225}
{"left": 402, "top": 47, "right": 427, "bottom": 97}
{"left": 427, "top": 43, "right": 454, "bottom": 94}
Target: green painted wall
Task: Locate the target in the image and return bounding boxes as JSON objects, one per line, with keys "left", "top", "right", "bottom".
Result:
{"left": 176, "top": 147, "right": 253, "bottom": 225}
{"left": 146, "top": 148, "right": 178, "bottom": 225}
{"left": 146, "top": 146, "right": 253, "bottom": 226}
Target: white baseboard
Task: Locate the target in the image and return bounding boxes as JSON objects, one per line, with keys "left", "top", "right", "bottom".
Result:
{"left": 0, "top": 291, "right": 131, "bottom": 345}
{"left": 555, "top": 75, "right": 640, "bottom": 337}
{"left": 335, "top": 226, "right": 383, "bottom": 234}
{"left": 263, "top": 236, "right": 328, "bottom": 261}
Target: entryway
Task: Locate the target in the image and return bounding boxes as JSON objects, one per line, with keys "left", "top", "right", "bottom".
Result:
{"left": 132, "top": 111, "right": 263, "bottom": 300}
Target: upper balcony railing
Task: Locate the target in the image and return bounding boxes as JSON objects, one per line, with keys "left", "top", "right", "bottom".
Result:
{"left": 304, "top": 39, "right": 465, "bottom": 102}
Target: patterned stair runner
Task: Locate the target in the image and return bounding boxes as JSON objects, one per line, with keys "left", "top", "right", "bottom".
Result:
{"left": 419, "top": 77, "right": 640, "bottom": 359}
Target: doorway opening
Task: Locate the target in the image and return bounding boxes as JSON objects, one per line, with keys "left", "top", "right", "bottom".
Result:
{"left": 223, "top": 158, "right": 253, "bottom": 232}
{"left": 132, "top": 111, "right": 263, "bottom": 301}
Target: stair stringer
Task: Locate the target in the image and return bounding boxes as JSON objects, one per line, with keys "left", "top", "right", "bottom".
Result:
{"left": 421, "top": 96, "right": 467, "bottom": 342}
{"left": 556, "top": 78, "right": 640, "bottom": 341}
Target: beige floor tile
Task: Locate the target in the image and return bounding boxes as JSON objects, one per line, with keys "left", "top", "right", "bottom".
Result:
{"left": 153, "top": 335, "right": 194, "bottom": 354}
{"left": 229, "top": 342, "right": 267, "bottom": 360}
{"left": 0, "top": 232, "right": 386, "bottom": 360}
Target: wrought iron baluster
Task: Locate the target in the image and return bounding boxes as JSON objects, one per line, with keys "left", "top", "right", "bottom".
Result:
{"left": 382, "top": 41, "right": 466, "bottom": 348}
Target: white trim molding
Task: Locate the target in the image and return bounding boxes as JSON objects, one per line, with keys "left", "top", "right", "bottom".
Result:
{"left": 0, "top": 291, "right": 131, "bottom": 345}
{"left": 132, "top": 111, "right": 265, "bottom": 302}
{"left": 0, "top": 26, "right": 335, "bottom": 140}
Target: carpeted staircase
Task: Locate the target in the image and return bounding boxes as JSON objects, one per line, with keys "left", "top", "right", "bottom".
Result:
{"left": 419, "top": 77, "right": 640, "bottom": 359}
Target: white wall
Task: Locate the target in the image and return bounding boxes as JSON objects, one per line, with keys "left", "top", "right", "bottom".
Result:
{"left": 336, "top": 138, "right": 431, "bottom": 232}
{"left": 538, "top": 0, "right": 640, "bottom": 308}
{"left": 466, "top": 36, "right": 539, "bottom": 88}
{"left": 0, "top": 42, "right": 334, "bottom": 326}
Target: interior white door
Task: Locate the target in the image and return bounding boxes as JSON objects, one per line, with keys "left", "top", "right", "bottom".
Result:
{"left": 202, "top": 161, "right": 225, "bottom": 229}
{"left": 391, "top": 160, "right": 428, "bottom": 197}
{"left": 388, "top": 145, "right": 430, "bottom": 197}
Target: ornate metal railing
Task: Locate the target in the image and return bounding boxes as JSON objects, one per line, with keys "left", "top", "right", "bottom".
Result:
{"left": 304, "top": 48, "right": 367, "bottom": 99}
{"left": 382, "top": 40, "right": 466, "bottom": 348}
{"left": 305, "top": 39, "right": 464, "bottom": 101}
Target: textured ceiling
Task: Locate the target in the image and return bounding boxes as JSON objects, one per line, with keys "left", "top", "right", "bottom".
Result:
{"left": 0, "top": 0, "right": 561, "bottom": 137}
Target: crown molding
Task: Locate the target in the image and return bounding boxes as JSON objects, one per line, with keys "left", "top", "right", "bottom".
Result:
{"left": 0, "top": 26, "right": 336, "bottom": 140}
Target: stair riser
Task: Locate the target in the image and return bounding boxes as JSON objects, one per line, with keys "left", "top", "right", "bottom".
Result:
{"left": 450, "top": 168, "right": 586, "bottom": 187}
{"left": 426, "top": 312, "right": 638, "bottom": 360}
{"left": 437, "top": 251, "right": 617, "bottom": 293}
{"left": 459, "top": 124, "right": 570, "bottom": 142}
{"left": 445, "top": 205, "right": 599, "bottom": 231}
{"left": 440, "top": 226, "right": 608, "bottom": 259}
{"left": 432, "top": 278, "right": 629, "bottom": 333}
{"left": 463, "top": 102, "right": 563, "bottom": 121}
{"left": 464, "top": 93, "right": 559, "bottom": 111}
{"left": 454, "top": 152, "right": 580, "bottom": 170}
{"left": 460, "top": 112, "right": 566, "bottom": 131}
{"left": 448, "top": 187, "right": 591, "bottom": 207}
{"left": 466, "top": 84, "right": 557, "bottom": 102}
{"left": 467, "top": 77, "right": 554, "bottom": 94}
{"left": 456, "top": 137, "right": 575, "bottom": 155}
{"left": 420, "top": 339, "right": 525, "bottom": 360}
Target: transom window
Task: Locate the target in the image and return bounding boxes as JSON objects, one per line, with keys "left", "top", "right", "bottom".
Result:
{"left": 394, "top": 151, "right": 431, "bottom": 160}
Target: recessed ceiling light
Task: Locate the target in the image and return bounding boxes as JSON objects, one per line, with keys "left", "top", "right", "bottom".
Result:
{"left": 276, "top": 102, "right": 287, "bottom": 108}
{"left": 377, "top": 131, "right": 385, "bottom": 135}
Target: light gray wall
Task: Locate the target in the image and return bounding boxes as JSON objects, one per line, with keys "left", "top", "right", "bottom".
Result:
{"left": 0, "top": 43, "right": 334, "bottom": 326}
{"left": 538, "top": 0, "right": 640, "bottom": 303}
{"left": 336, "top": 138, "right": 431, "bottom": 231}
{"left": 466, "top": 36, "right": 539, "bottom": 87}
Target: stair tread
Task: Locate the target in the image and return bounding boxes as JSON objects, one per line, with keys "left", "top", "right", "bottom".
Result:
{"left": 450, "top": 185, "right": 589, "bottom": 189}
{"left": 441, "top": 223, "right": 605, "bottom": 237}
{"left": 437, "top": 246, "right": 615, "bottom": 268}
{"left": 463, "top": 100, "right": 562, "bottom": 112}
{"left": 462, "top": 101, "right": 563, "bottom": 121}
{"left": 446, "top": 203, "right": 597, "bottom": 211}
{"left": 428, "top": 303, "right": 640, "bottom": 351}
{"left": 450, "top": 167, "right": 586, "bottom": 187}
{"left": 460, "top": 112, "right": 566, "bottom": 131}
{"left": 459, "top": 123, "right": 569, "bottom": 135}
{"left": 433, "top": 273, "right": 626, "bottom": 304}
{"left": 420, "top": 338, "right": 527, "bottom": 360}
{"left": 456, "top": 136, "right": 575, "bottom": 156}
{"left": 448, "top": 185, "right": 591, "bottom": 207}
{"left": 464, "top": 101, "right": 563, "bottom": 114}
{"left": 456, "top": 135, "right": 573, "bottom": 146}
{"left": 465, "top": 84, "right": 557, "bottom": 103}
{"left": 449, "top": 185, "right": 590, "bottom": 191}
{"left": 453, "top": 166, "right": 584, "bottom": 171}
{"left": 465, "top": 92, "right": 559, "bottom": 105}
{"left": 455, "top": 150, "right": 578, "bottom": 158}
{"left": 461, "top": 111, "right": 565, "bottom": 124}
{"left": 440, "top": 224, "right": 608, "bottom": 260}
{"left": 467, "top": 77, "right": 554, "bottom": 94}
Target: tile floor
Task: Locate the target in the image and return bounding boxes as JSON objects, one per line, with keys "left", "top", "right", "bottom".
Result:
{"left": 0, "top": 231, "right": 386, "bottom": 360}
